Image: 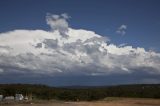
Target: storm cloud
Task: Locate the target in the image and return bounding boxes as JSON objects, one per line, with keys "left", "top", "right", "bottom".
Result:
{"left": 0, "top": 14, "right": 160, "bottom": 85}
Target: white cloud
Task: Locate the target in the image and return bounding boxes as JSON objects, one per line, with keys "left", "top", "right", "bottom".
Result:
{"left": 0, "top": 68, "right": 4, "bottom": 73}
{"left": 116, "top": 24, "right": 127, "bottom": 35}
{"left": 61, "top": 13, "right": 71, "bottom": 19}
{"left": 0, "top": 14, "right": 160, "bottom": 77}
{"left": 46, "top": 13, "right": 70, "bottom": 37}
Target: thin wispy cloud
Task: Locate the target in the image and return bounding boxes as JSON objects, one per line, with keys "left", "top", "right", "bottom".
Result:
{"left": 116, "top": 24, "right": 127, "bottom": 36}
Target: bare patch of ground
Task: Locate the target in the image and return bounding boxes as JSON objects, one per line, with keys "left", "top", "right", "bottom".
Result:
{"left": 1, "top": 98, "right": 160, "bottom": 106}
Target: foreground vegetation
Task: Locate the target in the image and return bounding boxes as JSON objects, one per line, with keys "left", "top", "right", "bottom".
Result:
{"left": 0, "top": 84, "right": 160, "bottom": 101}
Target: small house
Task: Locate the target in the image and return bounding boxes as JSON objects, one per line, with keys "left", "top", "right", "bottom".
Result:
{"left": 24, "top": 96, "right": 28, "bottom": 100}
{"left": 0, "top": 95, "right": 3, "bottom": 101}
{"left": 4, "top": 96, "right": 14, "bottom": 101}
{"left": 15, "top": 94, "right": 24, "bottom": 101}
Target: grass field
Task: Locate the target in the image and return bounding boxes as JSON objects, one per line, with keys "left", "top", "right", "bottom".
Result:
{"left": 1, "top": 97, "right": 160, "bottom": 106}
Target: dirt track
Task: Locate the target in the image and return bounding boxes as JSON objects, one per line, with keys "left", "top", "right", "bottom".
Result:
{"left": 1, "top": 98, "right": 160, "bottom": 106}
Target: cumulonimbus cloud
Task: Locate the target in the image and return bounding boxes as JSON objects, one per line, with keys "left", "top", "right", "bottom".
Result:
{"left": 0, "top": 14, "right": 160, "bottom": 78}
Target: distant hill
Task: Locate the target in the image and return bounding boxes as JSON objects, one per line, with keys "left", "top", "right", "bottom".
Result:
{"left": 0, "top": 84, "right": 160, "bottom": 101}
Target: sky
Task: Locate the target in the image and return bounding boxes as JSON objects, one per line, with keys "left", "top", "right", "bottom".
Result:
{"left": 0, "top": 0, "right": 160, "bottom": 86}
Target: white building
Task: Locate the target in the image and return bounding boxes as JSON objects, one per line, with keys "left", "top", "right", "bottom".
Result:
{"left": 24, "top": 96, "right": 28, "bottom": 100}
{"left": 4, "top": 96, "right": 14, "bottom": 100}
{"left": 0, "top": 95, "right": 3, "bottom": 101}
{"left": 15, "top": 94, "right": 24, "bottom": 101}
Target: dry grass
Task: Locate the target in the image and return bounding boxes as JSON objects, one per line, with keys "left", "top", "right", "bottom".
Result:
{"left": 1, "top": 98, "right": 160, "bottom": 106}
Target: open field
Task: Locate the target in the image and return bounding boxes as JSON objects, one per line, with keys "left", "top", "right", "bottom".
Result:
{"left": 1, "top": 98, "right": 160, "bottom": 106}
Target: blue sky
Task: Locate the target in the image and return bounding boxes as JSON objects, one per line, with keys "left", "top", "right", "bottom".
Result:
{"left": 0, "top": 0, "right": 160, "bottom": 51}
{"left": 0, "top": 0, "right": 160, "bottom": 86}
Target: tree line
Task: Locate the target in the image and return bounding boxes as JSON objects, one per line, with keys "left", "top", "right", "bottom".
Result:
{"left": 0, "top": 84, "right": 160, "bottom": 101}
